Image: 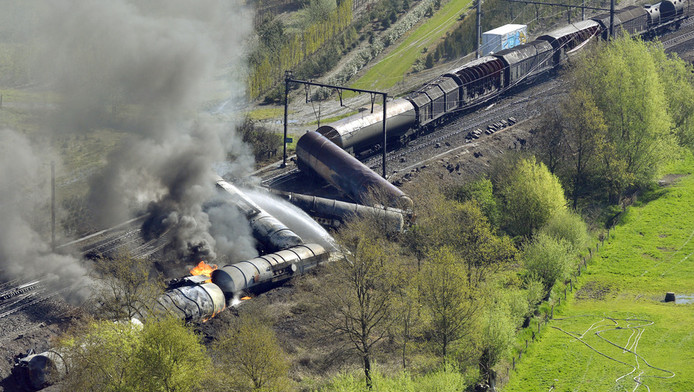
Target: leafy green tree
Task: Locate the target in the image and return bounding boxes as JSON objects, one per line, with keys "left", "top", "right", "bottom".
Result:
{"left": 447, "top": 177, "right": 499, "bottom": 227}
{"left": 569, "top": 37, "right": 676, "bottom": 199}
{"left": 523, "top": 232, "right": 572, "bottom": 295}
{"left": 538, "top": 209, "right": 589, "bottom": 255}
{"left": 213, "top": 314, "right": 290, "bottom": 391}
{"left": 134, "top": 317, "right": 212, "bottom": 392}
{"left": 558, "top": 88, "right": 607, "bottom": 208}
{"left": 406, "top": 176, "right": 516, "bottom": 287}
{"left": 60, "top": 320, "right": 141, "bottom": 392}
{"left": 60, "top": 317, "right": 211, "bottom": 392}
{"left": 651, "top": 46, "right": 694, "bottom": 150}
{"left": 237, "top": 117, "right": 282, "bottom": 164}
{"left": 497, "top": 156, "right": 567, "bottom": 238}
{"left": 477, "top": 304, "right": 514, "bottom": 388}
{"left": 425, "top": 53, "right": 434, "bottom": 69}
{"left": 420, "top": 247, "right": 476, "bottom": 364}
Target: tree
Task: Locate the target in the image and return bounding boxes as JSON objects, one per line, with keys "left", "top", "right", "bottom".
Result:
{"left": 496, "top": 156, "right": 567, "bottom": 238}
{"left": 447, "top": 177, "right": 499, "bottom": 228}
{"left": 213, "top": 314, "right": 290, "bottom": 391}
{"left": 134, "top": 317, "right": 213, "bottom": 392}
{"left": 523, "top": 232, "right": 573, "bottom": 295}
{"left": 557, "top": 88, "right": 607, "bottom": 208}
{"left": 93, "top": 251, "right": 163, "bottom": 321}
{"left": 405, "top": 176, "right": 517, "bottom": 287}
{"left": 237, "top": 117, "right": 282, "bottom": 164}
{"left": 568, "top": 37, "right": 675, "bottom": 200}
{"left": 316, "top": 218, "right": 402, "bottom": 388}
{"left": 538, "top": 209, "right": 589, "bottom": 255}
{"left": 477, "top": 304, "right": 514, "bottom": 388}
{"left": 60, "top": 317, "right": 211, "bottom": 392}
{"left": 425, "top": 53, "right": 434, "bottom": 69}
{"left": 650, "top": 46, "right": 694, "bottom": 150}
{"left": 420, "top": 247, "right": 476, "bottom": 364}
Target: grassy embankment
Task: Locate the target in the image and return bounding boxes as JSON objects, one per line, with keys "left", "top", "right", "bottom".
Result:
{"left": 350, "top": 0, "right": 473, "bottom": 92}
{"left": 503, "top": 156, "right": 694, "bottom": 391}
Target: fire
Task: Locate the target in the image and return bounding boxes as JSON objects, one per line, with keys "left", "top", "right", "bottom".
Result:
{"left": 190, "top": 261, "right": 218, "bottom": 278}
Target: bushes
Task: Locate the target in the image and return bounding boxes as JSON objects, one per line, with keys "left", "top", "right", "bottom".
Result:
{"left": 237, "top": 117, "right": 282, "bottom": 164}
{"left": 523, "top": 233, "right": 573, "bottom": 294}
{"left": 538, "top": 209, "right": 589, "bottom": 254}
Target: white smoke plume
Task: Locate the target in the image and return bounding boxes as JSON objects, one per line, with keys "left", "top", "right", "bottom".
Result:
{"left": 33, "top": 0, "right": 257, "bottom": 262}
{"left": 0, "top": 130, "right": 92, "bottom": 303}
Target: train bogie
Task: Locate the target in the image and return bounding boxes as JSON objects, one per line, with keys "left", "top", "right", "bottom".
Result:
{"left": 316, "top": 98, "right": 416, "bottom": 154}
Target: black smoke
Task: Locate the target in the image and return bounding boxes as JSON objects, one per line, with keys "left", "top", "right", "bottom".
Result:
{"left": 34, "top": 0, "right": 258, "bottom": 262}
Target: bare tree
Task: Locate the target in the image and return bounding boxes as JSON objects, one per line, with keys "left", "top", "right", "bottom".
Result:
{"left": 93, "top": 251, "right": 163, "bottom": 320}
{"left": 315, "top": 218, "right": 403, "bottom": 388}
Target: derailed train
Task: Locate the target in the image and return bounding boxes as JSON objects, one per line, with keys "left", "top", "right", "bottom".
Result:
{"left": 302, "top": 0, "right": 690, "bottom": 157}
{"left": 13, "top": 244, "right": 331, "bottom": 390}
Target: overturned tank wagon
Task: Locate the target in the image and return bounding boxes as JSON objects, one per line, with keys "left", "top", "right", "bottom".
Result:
{"left": 152, "top": 275, "right": 226, "bottom": 322}
{"left": 296, "top": 131, "right": 414, "bottom": 210}
{"left": 270, "top": 190, "right": 407, "bottom": 234}
{"left": 214, "top": 175, "right": 304, "bottom": 252}
{"left": 211, "top": 243, "right": 329, "bottom": 296}
{"left": 12, "top": 350, "right": 67, "bottom": 391}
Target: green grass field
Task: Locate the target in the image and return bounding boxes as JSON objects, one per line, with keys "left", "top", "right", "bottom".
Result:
{"left": 350, "top": 0, "right": 473, "bottom": 92}
{"left": 503, "top": 156, "right": 694, "bottom": 391}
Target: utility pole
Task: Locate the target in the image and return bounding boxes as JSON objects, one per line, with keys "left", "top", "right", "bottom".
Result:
{"left": 381, "top": 95, "right": 388, "bottom": 178}
{"left": 51, "top": 161, "right": 55, "bottom": 252}
{"left": 476, "top": 0, "right": 482, "bottom": 58}
{"left": 282, "top": 71, "right": 291, "bottom": 168}
{"left": 582, "top": 0, "right": 585, "bottom": 20}
{"left": 609, "top": 0, "right": 615, "bottom": 38}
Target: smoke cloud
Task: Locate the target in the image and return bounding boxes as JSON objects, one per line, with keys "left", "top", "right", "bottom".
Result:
{"left": 33, "top": 0, "right": 257, "bottom": 262}
{"left": 0, "top": 130, "right": 92, "bottom": 303}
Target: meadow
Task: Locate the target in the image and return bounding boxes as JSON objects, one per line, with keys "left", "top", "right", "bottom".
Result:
{"left": 503, "top": 156, "right": 694, "bottom": 391}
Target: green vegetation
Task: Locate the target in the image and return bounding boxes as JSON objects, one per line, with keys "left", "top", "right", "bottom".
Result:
{"left": 248, "top": 0, "right": 353, "bottom": 99}
{"left": 504, "top": 155, "right": 694, "bottom": 392}
{"left": 60, "top": 317, "right": 212, "bottom": 392}
{"left": 535, "top": 36, "right": 694, "bottom": 206}
{"left": 237, "top": 117, "right": 283, "bottom": 164}
{"left": 213, "top": 314, "right": 291, "bottom": 391}
{"left": 496, "top": 156, "right": 567, "bottom": 238}
{"left": 350, "top": 0, "right": 473, "bottom": 91}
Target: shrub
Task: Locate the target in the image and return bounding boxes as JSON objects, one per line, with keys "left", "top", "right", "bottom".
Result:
{"left": 538, "top": 209, "right": 590, "bottom": 254}
{"left": 523, "top": 232, "right": 573, "bottom": 294}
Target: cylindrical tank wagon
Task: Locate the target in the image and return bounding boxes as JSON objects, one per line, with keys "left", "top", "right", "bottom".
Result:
{"left": 296, "top": 131, "right": 414, "bottom": 210}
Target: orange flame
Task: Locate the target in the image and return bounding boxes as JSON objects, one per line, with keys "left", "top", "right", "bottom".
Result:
{"left": 190, "top": 261, "right": 218, "bottom": 278}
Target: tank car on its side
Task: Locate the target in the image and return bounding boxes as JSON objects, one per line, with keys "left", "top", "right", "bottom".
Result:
{"left": 296, "top": 130, "right": 414, "bottom": 210}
